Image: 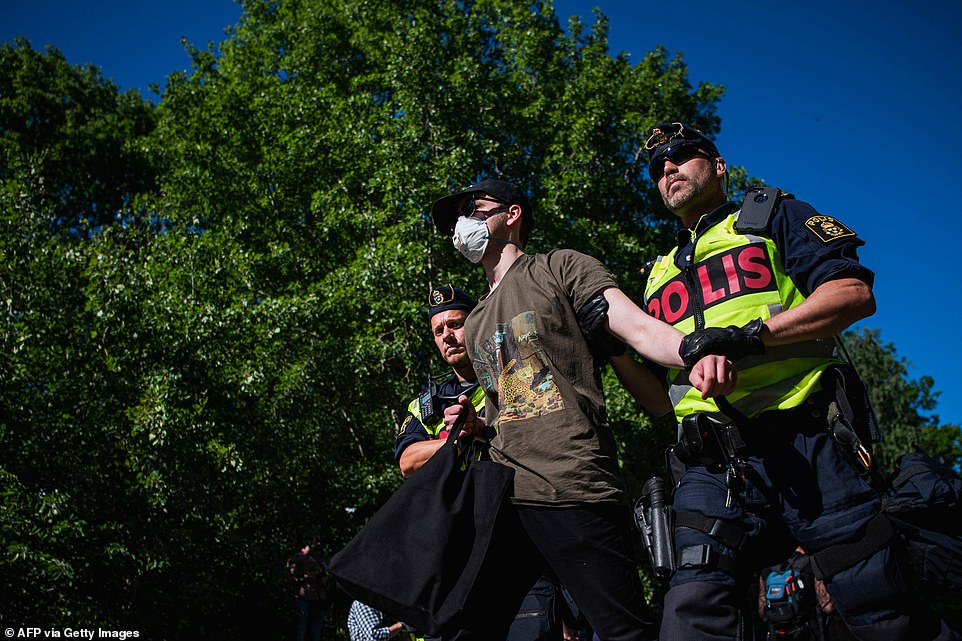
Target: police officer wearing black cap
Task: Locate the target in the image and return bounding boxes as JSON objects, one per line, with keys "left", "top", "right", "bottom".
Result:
{"left": 641, "top": 122, "right": 959, "bottom": 640}
{"left": 394, "top": 285, "right": 486, "bottom": 478}
{"left": 428, "top": 178, "right": 736, "bottom": 641}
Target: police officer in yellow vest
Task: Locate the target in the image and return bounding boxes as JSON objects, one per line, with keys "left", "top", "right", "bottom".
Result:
{"left": 394, "top": 284, "right": 486, "bottom": 478}
{"left": 643, "top": 122, "right": 958, "bottom": 641}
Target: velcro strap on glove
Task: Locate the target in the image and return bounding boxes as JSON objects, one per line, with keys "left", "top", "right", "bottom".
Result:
{"left": 679, "top": 318, "right": 765, "bottom": 369}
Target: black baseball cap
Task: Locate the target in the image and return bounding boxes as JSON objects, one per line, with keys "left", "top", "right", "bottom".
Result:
{"left": 645, "top": 122, "right": 719, "bottom": 162}
{"left": 430, "top": 178, "right": 533, "bottom": 237}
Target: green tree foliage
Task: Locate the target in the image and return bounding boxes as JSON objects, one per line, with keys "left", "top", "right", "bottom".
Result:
{"left": 841, "top": 327, "right": 962, "bottom": 472}
{"left": 0, "top": 39, "right": 158, "bottom": 229}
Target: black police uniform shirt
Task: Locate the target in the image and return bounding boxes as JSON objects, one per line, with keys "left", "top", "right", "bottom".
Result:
{"left": 670, "top": 198, "right": 874, "bottom": 298}
{"left": 393, "top": 372, "right": 481, "bottom": 464}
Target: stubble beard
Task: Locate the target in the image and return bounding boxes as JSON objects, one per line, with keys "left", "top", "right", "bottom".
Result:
{"left": 663, "top": 180, "right": 694, "bottom": 212}
{"left": 445, "top": 349, "right": 470, "bottom": 370}
{"left": 662, "top": 171, "right": 716, "bottom": 222}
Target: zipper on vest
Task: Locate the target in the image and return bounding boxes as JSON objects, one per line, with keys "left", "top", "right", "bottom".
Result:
{"left": 684, "top": 267, "right": 706, "bottom": 331}
{"left": 683, "top": 231, "right": 707, "bottom": 331}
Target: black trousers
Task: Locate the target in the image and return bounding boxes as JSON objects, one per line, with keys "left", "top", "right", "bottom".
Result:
{"left": 442, "top": 501, "right": 657, "bottom": 641}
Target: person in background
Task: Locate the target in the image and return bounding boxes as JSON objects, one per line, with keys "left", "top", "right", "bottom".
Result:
{"left": 348, "top": 600, "right": 417, "bottom": 641}
{"left": 394, "top": 285, "right": 485, "bottom": 478}
{"left": 287, "top": 542, "right": 329, "bottom": 641}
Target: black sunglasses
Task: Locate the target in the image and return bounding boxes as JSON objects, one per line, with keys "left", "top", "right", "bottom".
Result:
{"left": 458, "top": 194, "right": 508, "bottom": 220}
{"left": 648, "top": 143, "right": 713, "bottom": 182}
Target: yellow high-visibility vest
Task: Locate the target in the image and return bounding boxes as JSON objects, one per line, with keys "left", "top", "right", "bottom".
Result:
{"left": 644, "top": 210, "right": 840, "bottom": 421}
{"left": 405, "top": 383, "right": 487, "bottom": 437}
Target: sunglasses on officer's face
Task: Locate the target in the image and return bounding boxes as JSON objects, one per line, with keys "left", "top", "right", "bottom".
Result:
{"left": 458, "top": 194, "right": 508, "bottom": 220}
{"left": 648, "top": 143, "right": 714, "bottom": 182}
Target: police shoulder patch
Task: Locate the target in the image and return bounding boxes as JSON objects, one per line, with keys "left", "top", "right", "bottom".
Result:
{"left": 804, "top": 215, "right": 856, "bottom": 243}
{"left": 398, "top": 413, "right": 413, "bottom": 436}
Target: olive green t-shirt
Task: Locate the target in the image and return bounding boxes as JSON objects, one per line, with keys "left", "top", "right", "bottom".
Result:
{"left": 465, "top": 249, "right": 626, "bottom": 506}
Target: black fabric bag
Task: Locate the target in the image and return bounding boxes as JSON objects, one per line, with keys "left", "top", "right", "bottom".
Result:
{"left": 883, "top": 451, "right": 962, "bottom": 591}
{"left": 325, "top": 424, "right": 514, "bottom": 635}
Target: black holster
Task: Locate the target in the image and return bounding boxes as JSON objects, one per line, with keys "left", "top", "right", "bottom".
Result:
{"left": 675, "top": 413, "right": 746, "bottom": 470}
{"left": 633, "top": 477, "right": 675, "bottom": 579}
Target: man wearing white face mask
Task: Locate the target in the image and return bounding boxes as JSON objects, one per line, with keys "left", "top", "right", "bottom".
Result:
{"left": 428, "top": 179, "right": 736, "bottom": 641}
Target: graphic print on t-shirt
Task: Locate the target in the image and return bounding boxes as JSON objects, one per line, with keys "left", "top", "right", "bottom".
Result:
{"left": 473, "top": 310, "right": 564, "bottom": 423}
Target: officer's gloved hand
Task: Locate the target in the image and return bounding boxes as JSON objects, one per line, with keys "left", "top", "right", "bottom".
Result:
{"left": 679, "top": 318, "right": 765, "bottom": 369}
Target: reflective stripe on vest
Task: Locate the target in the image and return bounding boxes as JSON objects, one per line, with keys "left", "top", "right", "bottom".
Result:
{"left": 405, "top": 383, "right": 487, "bottom": 437}
{"left": 644, "top": 211, "right": 840, "bottom": 420}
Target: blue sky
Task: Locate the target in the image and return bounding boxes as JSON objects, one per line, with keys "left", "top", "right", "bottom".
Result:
{"left": 3, "top": 0, "right": 961, "bottom": 427}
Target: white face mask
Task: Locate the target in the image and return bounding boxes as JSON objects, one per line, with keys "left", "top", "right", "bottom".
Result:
{"left": 452, "top": 216, "right": 490, "bottom": 263}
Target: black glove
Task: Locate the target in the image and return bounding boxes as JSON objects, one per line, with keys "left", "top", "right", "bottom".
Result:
{"left": 678, "top": 318, "right": 765, "bottom": 369}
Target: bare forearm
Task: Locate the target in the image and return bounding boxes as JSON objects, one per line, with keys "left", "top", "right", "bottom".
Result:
{"left": 604, "top": 288, "right": 685, "bottom": 368}
{"left": 609, "top": 354, "right": 672, "bottom": 417}
{"left": 398, "top": 439, "right": 444, "bottom": 478}
{"left": 763, "top": 278, "right": 875, "bottom": 346}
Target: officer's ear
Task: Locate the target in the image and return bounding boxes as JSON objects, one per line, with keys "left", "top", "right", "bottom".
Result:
{"left": 715, "top": 156, "right": 727, "bottom": 177}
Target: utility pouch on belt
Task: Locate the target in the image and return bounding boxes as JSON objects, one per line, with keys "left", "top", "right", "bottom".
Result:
{"left": 678, "top": 414, "right": 718, "bottom": 466}
{"left": 676, "top": 413, "right": 750, "bottom": 509}
{"left": 677, "top": 413, "right": 740, "bottom": 469}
